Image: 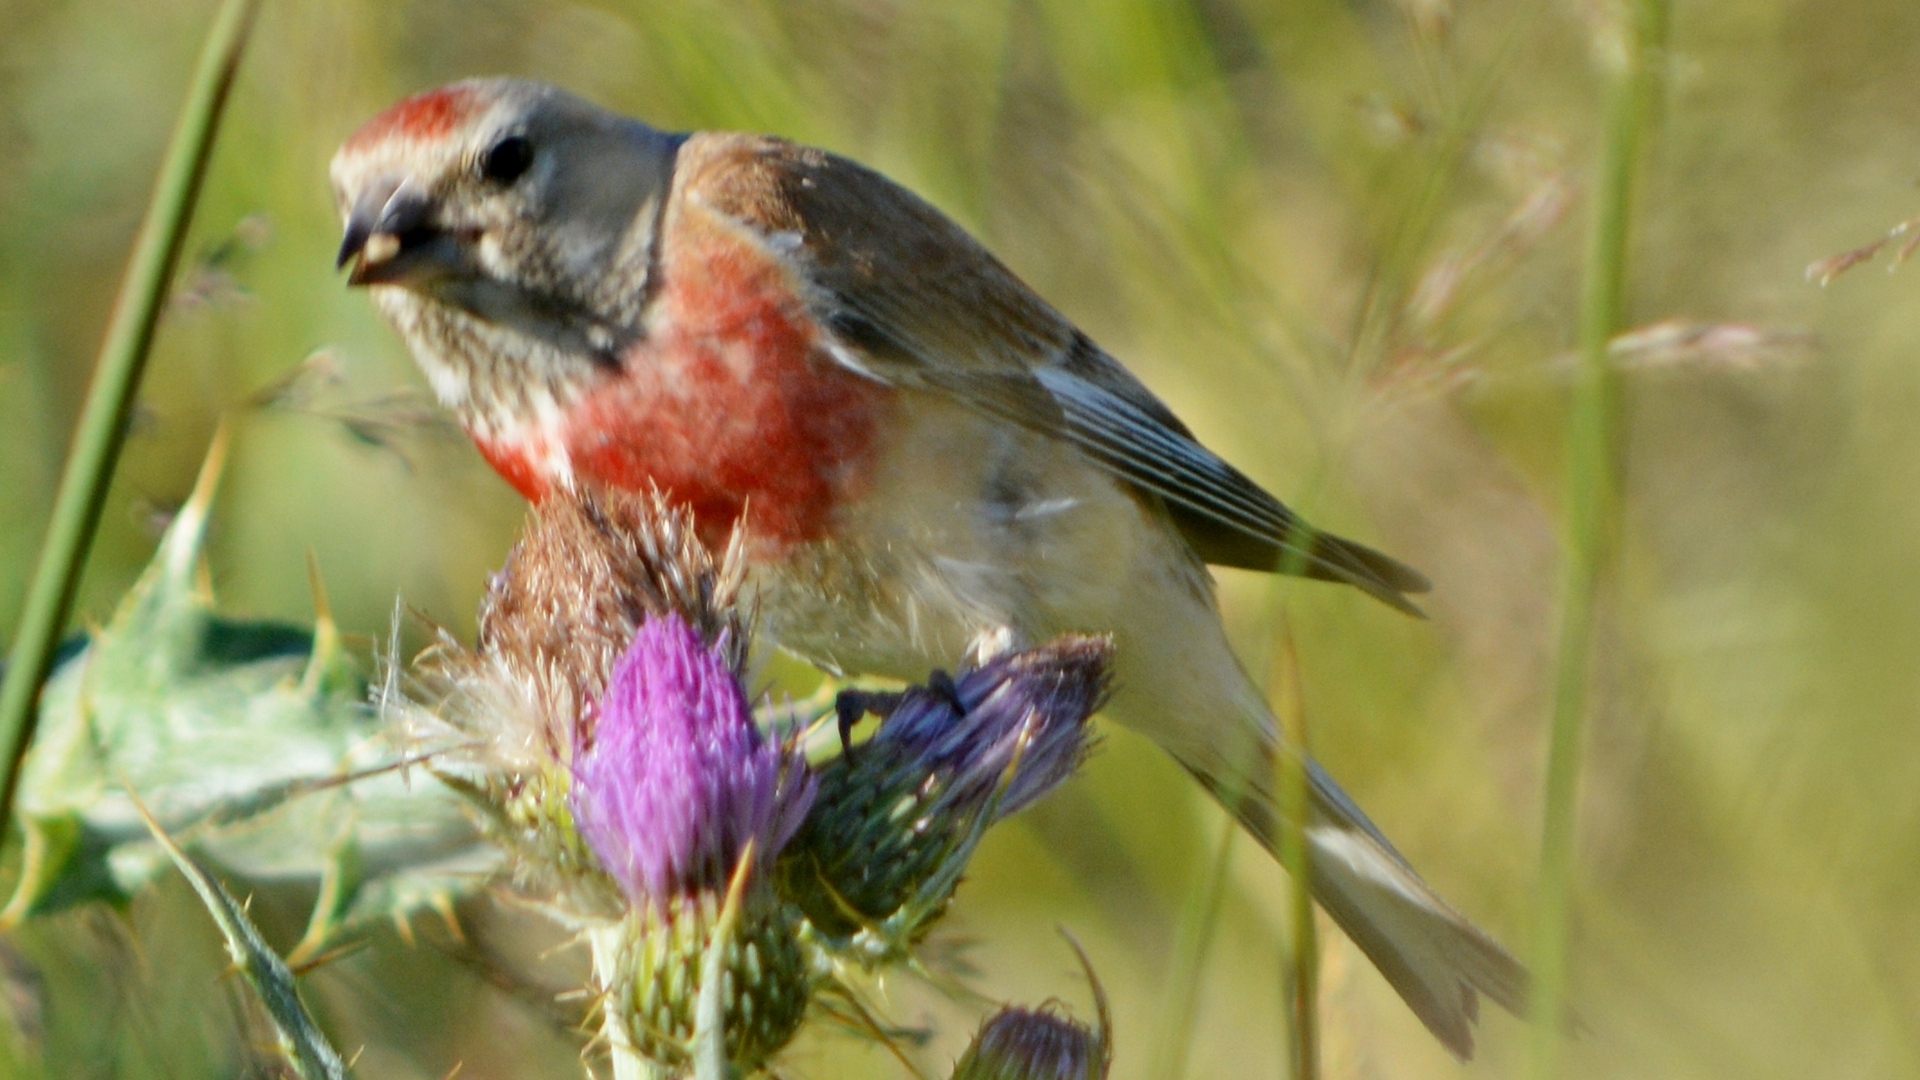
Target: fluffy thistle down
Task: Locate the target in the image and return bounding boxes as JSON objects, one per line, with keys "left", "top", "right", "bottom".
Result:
{"left": 470, "top": 483, "right": 749, "bottom": 769}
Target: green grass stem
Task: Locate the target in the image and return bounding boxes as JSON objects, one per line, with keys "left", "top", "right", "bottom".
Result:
{"left": 1150, "top": 812, "right": 1238, "bottom": 1080}
{"left": 1270, "top": 628, "right": 1319, "bottom": 1080}
{"left": 0, "top": 0, "right": 261, "bottom": 838}
{"left": 1529, "top": 3, "right": 1667, "bottom": 1078}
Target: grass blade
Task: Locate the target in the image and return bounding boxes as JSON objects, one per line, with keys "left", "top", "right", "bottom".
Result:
{"left": 1270, "top": 627, "right": 1319, "bottom": 1080}
{"left": 1530, "top": 3, "right": 1668, "bottom": 1078}
{"left": 0, "top": 0, "right": 262, "bottom": 836}
{"left": 1149, "top": 813, "right": 1236, "bottom": 1080}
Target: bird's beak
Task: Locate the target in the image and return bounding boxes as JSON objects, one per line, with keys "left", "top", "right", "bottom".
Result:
{"left": 336, "top": 181, "right": 443, "bottom": 287}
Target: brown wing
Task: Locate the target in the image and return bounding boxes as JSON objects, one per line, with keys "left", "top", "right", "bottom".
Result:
{"left": 675, "top": 133, "right": 1429, "bottom": 613}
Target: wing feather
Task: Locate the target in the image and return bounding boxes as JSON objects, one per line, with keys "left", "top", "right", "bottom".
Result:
{"left": 676, "top": 133, "right": 1428, "bottom": 611}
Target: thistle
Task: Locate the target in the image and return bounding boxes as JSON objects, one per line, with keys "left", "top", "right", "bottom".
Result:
{"left": 572, "top": 611, "right": 815, "bottom": 1074}
{"left": 387, "top": 486, "right": 817, "bottom": 1075}
{"left": 384, "top": 487, "right": 746, "bottom": 913}
{"left": 387, "top": 485, "right": 1115, "bottom": 1076}
{"left": 950, "top": 938, "right": 1111, "bottom": 1080}
{"left": 778, "top": 637, "right": 1111, "bottom": 961}
{"left": 950, "top": 1005, "right": 1110, "bottom": 1080}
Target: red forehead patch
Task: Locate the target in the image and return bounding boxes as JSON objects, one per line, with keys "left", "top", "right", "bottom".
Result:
{"left": 344, "top": 85, "right": 480, "bottom": 151}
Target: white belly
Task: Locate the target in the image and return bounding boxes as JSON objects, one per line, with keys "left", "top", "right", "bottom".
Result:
{"left": 747, "top": 391, "right": 1267, "bottom": 769}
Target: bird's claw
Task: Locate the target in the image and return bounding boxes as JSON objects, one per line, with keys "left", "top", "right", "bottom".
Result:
{"left": 925, "top": 668, "right": 963, "bottom": 712}
{"left": 834, "top": 690, "right": 870, "bottom": 760}
{"left": 835, "top": 688, "right": 906, "bottom": 760}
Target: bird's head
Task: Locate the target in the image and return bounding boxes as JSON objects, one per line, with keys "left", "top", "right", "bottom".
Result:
{"left": 331, "top": 79, "right": 682, "bottom": 421}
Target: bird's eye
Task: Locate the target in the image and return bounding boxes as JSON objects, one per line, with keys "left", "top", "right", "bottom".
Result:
{"left": 478, "top": 135, "right": 535, "bottom": 186}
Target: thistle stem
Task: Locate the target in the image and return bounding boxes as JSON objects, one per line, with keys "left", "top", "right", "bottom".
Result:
{"left": 0, "top": 0, "right": 260, "bottom": 836}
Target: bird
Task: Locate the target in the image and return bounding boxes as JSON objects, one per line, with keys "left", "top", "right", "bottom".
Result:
{"left": 331, "top": 77, "right": 1527, "bottom": 1057}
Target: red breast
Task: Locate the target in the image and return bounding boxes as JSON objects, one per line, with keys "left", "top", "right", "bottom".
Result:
{"left": 475, "top": 203, "right": 896, "bottom": 557}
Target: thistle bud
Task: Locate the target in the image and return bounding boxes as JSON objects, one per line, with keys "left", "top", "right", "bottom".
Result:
{"left": 951, "top": 937, "right": 1111, "bottom": 1080}
{"left": 950, "top": 1005, "right": 1109, "bottom": 1080}
{"left": 779, "top": 637, "right": 1110, "bottom": 954}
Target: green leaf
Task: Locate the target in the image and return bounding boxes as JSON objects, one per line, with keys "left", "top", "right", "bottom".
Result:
{"left": 134, "top": 795, "right": 350, "bottom": 1080}
{"left": 4, "top": 438, "right": 496, "bottom": 944}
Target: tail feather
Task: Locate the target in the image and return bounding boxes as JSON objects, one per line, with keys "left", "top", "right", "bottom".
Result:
{"left": 1061, "top": 494, "right": 1523, "bottom": 1057}
{"left": 1303, "top": 531, "right": 1433, "bottom": 611}
{"left": 1165, "top": 508, "right": 1432, "bottom": 617}
{"left": 1187, "top": 757, "right": 1528, "bottom": 1061}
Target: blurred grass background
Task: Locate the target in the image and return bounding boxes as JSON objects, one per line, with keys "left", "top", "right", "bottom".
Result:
{"left": 4, "top": 0, "right": 1920, "bottom": 1076}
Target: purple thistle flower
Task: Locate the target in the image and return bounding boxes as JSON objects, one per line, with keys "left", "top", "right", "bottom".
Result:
{"left": 571, "top": 612, "right": 813, "bottom": 910}
{"left": 874, "top": 639, "right": 1110, "bottom": 820}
